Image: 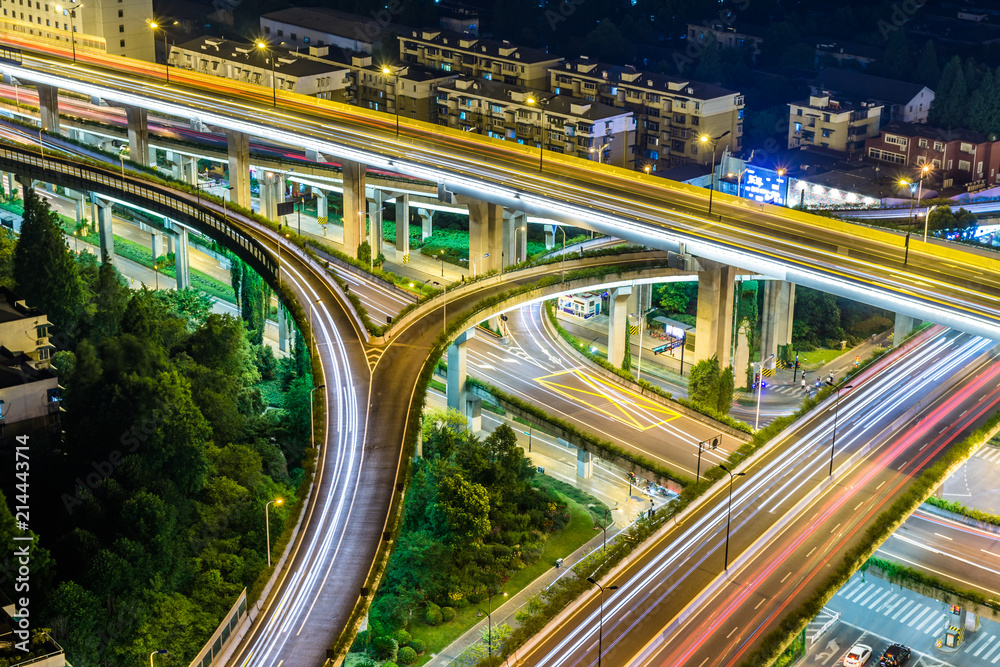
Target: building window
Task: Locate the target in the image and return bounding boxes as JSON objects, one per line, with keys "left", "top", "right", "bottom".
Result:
{"left": 673, "top": 114, "right": 685, "bottom": 124}
{"left": 796, "top": 108, "right": 802, "bottom": 116}
{"left": 117, "top": 9, "right": 122, "bottom": 16}
{"left": 38, "top": 347, "right": 50, "bottom": 360}
{"left": 958, "top": 160, "right": 971, "bottom": 171}
{"left": 794, "top": 122, "right": 802, "bottom": 133}
{"left": 960, "top": 142, "right": 974, "bottom": 153}
{"left": 264, "top": 26, "right": 270, "bottom": 34}
{"left": 648, "top": 150, "right": 659, "bottom": 160}
{"left": 918, "top": 138, "right": 928, "bottom": 148}
{"left": 120, "top": 39, "right": 125, "bottom": 47}
{"left": 868, "top": 147, "right": 905, "bottom": 164}
{"left": 822, "top": 128, "right": 832, "bottom": 138}
{"left": 290, "top": 33, "right": 296, "bottom": 40}
{"left": 118, "top": 23, "right": 124, "bottom": 31}
{"left": 934, "top": 141, "right": 944, "bottom": 151}
{"left": 672, "top": 139, "right": 685, "bottom": 152}
{"left": 690, "top": 143, "right": 698, "bottom": 155}
{"left": 277, "top": 29, "right": 283, "bottom": 36}
{"left": 884, "top": 135, "right": 907, "bottom": 148}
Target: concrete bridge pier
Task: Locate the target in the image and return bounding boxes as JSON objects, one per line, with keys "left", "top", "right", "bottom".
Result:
{"left": 315, "top": 189, "right": 329, "bottom": 227}
{"left": 460, "top": 195, "right": 502, "bottom": 275}
{"left": 395, "top": 193, "right": 410, "bottom": 259}
{"left": 447, "top": 328, "right": 476, "bottom": 417}
{"left": 150, "top": 229, "right": 163, "bottom": 265}
{"left": 91, "top": 194, "right": 115, "bottom": 265}
{"left": 761, "top": 280, "right": 796, "bottom": 360}
{"left": 179, "top": 156, "right": 198, "bottom": 186}
{"left": 224, "top": 129, "right": 251, "bottom": 209}
{"left": 171, "top": 225, "right": 191, "bottom": 290}
{"left": 259, "top": 171, "right": 283, "bottom": 222}
{"left": 35, "top": 84, "right": 60, "bottom": 134}
{"left": 418, "top": 207, "right": 433, "bottom": 240}
{"left": 576, "top": 446, "right": 593, "bottom": 479}
{"left": 124, "top": 106, "right": 151, "bottom": 167}
{"left": 278, "top": 305, "right": 290, "bottom": 353}
{"left": 544, "top": 224, "right": 556, "bottom": 250}
{"left": 368, "top": 190, "right": 391, "bottom": 260}
{"left": 607, "top": 285, "right": 633, "bottom": 368}
{"left": 695, "top": 262, "right": 737, "bottom": 367}
{"left": 342, "top": 161, "right": 367, "bottom": 257}
{"left": 894, "top": 313, "right": 919, "bottom": 345}
{"left": 503, "top": 210, "right": 528, "bottom": 267}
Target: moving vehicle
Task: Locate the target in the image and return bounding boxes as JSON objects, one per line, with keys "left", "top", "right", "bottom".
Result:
{"left": 878, "top": 643, "right": 910, "bottom": 666}
{"left": 844, "top": 644, "right": 872, "bottom": 666}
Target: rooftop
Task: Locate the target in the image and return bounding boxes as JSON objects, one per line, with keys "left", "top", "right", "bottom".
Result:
{"left": 438, "top": 76, "right": 631, "bottom": 120}
{"left": 172, "top": 36, "right": 353, "bottom": 78}
{"left": 810, "top": 69, "right": 931, "bottom": 105}
{"left": 792, "top": 93, "right": 880, "bottom": 113}
{"left": 403, "top": 29, "right": 560, "bottom": 64}
{"left": 0, "top": 286, "right": 40, "bottom": 325}
{"left": 556, "top": 56, "right": 740, "bottom": 101}
{"left": 878, "top": 121, "right": 989, "bottom": 145}
{"left": 0, "top": 346, "right": 55, "bottom": 389}
{"left": 261, "top": 7, "right": 410, "bottom": 43}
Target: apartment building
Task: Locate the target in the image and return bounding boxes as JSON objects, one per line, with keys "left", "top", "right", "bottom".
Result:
{"left": 0, "top": 0, "right": 153, "bottom": 60}
{"left": 435, "top": 76, "right": 635, "bottom": 165}
{"left": 549, "top": 56, "right": 744, "bottom": 172}
{"left": 810, "top": 70, "right": 933, "bottom": 125}
{"left": 787, "top": 93, "right": 882, "bottom": 155}
{"left": 260, "top": 7, "right": 409, "bottom": 56}
{"left": 169, "top": 37, "right": 354, "bottom": 100}
{"left": 865, "top": 121, "right": 1000, "bottom": 188}
{"left": 685, "top": 21, "right": 764, "bottom": 61}
{"left": 399, "top": 29, "right": 562, "bottom": 89}
{"left": 356, "top": 59, "right": 457, "bottom": 122}
{"left": 0, "top": 287, "right": 51, "bottom": 369}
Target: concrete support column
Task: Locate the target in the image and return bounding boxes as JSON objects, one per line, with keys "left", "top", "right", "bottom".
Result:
{"left": 315, "top": 190, "right": 329, "bottom": 224}
{"left": 607, "top": 285, "right": 632, "bottom": 368}
{"left": 503, "top": 211, "right": 527, "bottom": 266}
{"left": 224, "top": 129, "right": 251, "bottom": 209}
{"left": 418, "top": 207, "right": 433, "bottom": 240}
{"left": 179, "top": 156, "right": 198, "bottom": 186}
{"left": 447, "top": 329, "right": 476, "bottom": 414}
{"left": 173, "top": 226, "right": 191, "bottom": 290}
{"left": 466, "top": 395, "right": 482, "bottom": 432}
{"left": 5, "top": 173, "right": 15, "bottom": 200}
{"left": 92, "top": 194, "right": 115, "bottom": 265}
{"left": 341, "top": 161, "right": 367, "bottom": 257}
{"left": 576, "top": 447, "right": 593, "bottom": 479}
{"left": 395, "top": 193, "right": 410, "bottom": 259}
{"left": 369, "top": 190, "right": 390, "bottom": 260}
{"left": 544, "top": 224, "right": 555, "bottom": 250}
{"left": 150, "top": 230, "right": 162, "bottom": 264}
{"left": 278, "top": 306, "right": 289, "bottom": 353}
{"left": 259, "top": 171, "right": 282, "bottom": 222}
{"left": 695, "top": 264, "right": 737, "bottom": 367}
{"left": 124, "top": 106, "right": 150, "bottom": 167}
{"left": 460, "top": 196, "right": 503, "bottom": 274}
{"left": 894, "top": 313, "right": 918, "bottom": 345}
{"left": 35, "top": 84, "right": 60, "bottom": 134}
{"left": 761, "top": 280, "right": 796, "bottom": 360}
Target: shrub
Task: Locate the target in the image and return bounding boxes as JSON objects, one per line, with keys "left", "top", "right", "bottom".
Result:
{"left": 395, "top": 629, "right": 411, "bottom": 647}
{"left": 425, "top": 603, "right": 443, "bottom": 626}
{"left": 350, "top": 630, "right": 370, "bottom": 652}
{"left": 468, "top": 589, "right": 485, "bottom": 604}
{"left": 409, "top": 639, "right": 426, "bottom": 654}
{"left": 441, "top": 606, "right": 456, "bottom": 622}
{"left": 397, "top": 647, "right": 418, "bottom": 665}
{"left": 453, "top": 597, "right": 469, "bottom": 609}
{"left": 384, "top": 663, "right": 399, "bottom": 667}
{"left": 369, "top": 636, "right": 398, "bottom": 662}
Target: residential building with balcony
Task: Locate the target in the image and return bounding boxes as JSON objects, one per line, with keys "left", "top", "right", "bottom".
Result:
{"left": 549, "top": 56, "right": 744, "bottom": 172}
{"left": 435, "top": 76, "right": 635, "bottom": 166}
{"left": 260, "top": 7, "right": 410, "bottom": 56}
{"left": 685, "top": 21, "right": 764, "bottom": 62}
{"left": 0, "top": 287, "right": 51, "bottom": 369}
{"left": 399, "top": 30, "right": 562, "bottom": 89}
{"left": 810, "top": 69, "right": 934, "bottom": 125}
{"left": 865, "top": 121, "right": 1000, "bottom": 189}
{"left": 787, "top": 93, "right": 882, "bottom": 155}
{"left": 355, "top": 59, "right": 457, "bottom": 122}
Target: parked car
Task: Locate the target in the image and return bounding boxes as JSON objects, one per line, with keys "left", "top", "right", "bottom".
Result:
{"left": 879, "top": 643, "right": 910, "bottom": 666}
{"left": 844, "top": 644, "right": 872, "bottom": 666}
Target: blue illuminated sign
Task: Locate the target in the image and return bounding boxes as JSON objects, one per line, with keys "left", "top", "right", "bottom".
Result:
{"left": 742, "top": 167, "right": 786, "bottom": 206}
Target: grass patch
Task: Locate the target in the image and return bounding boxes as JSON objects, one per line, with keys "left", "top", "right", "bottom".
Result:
{"left": 407, "top": 492, "right": 596, "bottom": 665}
{"left": 799, "top": 347, "right": 847, "bottom": 369}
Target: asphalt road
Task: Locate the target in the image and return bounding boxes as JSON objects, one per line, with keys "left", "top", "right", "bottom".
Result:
{"left": 514, "top": 328, "right": 1000, "bottom": 667}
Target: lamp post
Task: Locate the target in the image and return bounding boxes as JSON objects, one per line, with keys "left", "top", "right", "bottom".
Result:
{"left": 559, "top": 226, "right": 566, "bottom": 282}
{"left": 726, "top": 167, "right": 749, "bottom": 198}
{"left": 117, "top": 145, "right": 127, "bottom": 177}
{"left": 149, "top": 21, "right": 169, "bottom": 82}
{"left": 310, "top": 383, "right": 326, "bottom": 452}
{"left": 485, "top": 590, "right": 508, "bottom": 657}
{"left": 221, "top": 184, "right": 233, "bottom": 219}
{"left": 922, "top": 204, "right": 939, "bottom": 243}
{"left": 439, "top": 248, "right": 446, "bottom": 276}
{"left": 38, "top": 126, "right": 46, "bottom": 157}
{"left": 514, "top": 224, "right": 526, "bottom": 265}
{"left": 754, "top": 352, "right": 775, "bottom": 431}
{"left": 585, "top": 577, "right": 619, "bottom": 667}
{"left": 525, "top": 95, "right": 550, "bottom": 171}
{"left": 149, "top": 650, "right": 168, "bottom": 667}
{"left": 699, "top": 130, "right": 731, "bottom": 216}
{"left": 633, "top": 305, "right": 653, "bottom": 382}
{"left": 464, "top": 252, "right": 490, "bottom": 278}
{"left": 264, "top": 498, "right": 283, "bottom": 567}
{"left": 916, "top": 165, "right": 932, "bottom": 241}
{"left": 381, "top": 65, "right": 400, "bottom": 137}
{"left": 824, "top": 381, "right": 853, "bottom": 476}
{"left": 56, "top": 2, "right": 82, "bottom": 63}
{"left": 597, "top": 507, "right": 620, "bottom": 552}
{"left": 900, "top": 166, "right": 930, "bottom": 265}
{"left": 777, "top": 168, "right": 789, "bottom": 205}
{"left": 433, "top": 281, "right": 447, "bottom": 334}
{"left": 255, "top": 40, "right": 277, "bottom": 107}
{"left": 719, "top": 464, "right": 745, "bottom": 571}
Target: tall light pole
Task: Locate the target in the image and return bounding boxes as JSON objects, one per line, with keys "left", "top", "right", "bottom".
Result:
{"left": 824, "top": 381, "right": 853, "bottom": 476}
{"left": 264, "top": 498, "right": 283, "bottom": 567}
{"left": 433, "top": 281, "right": 447, "bottom": 334}
{"left": 310, "top": 383, "right": 326, "bottom": 451}
{"left": 56, "top": 2, "right": 82, "bottom": 63}
{"left": 699, "top": 130, "right": 731, "bottom": 216}
{"left": 255, "top": 40, "right": 277, "bottom": 107}
{"left": 117, "top": 144, "right": 128, "bottom": 177}
{"left": 586, "top": 577, "right": 619, "bottom": 667}
{"left": 221, "top": 184, "right": 233, "bottom": 219}
{"left": 754, "top": 352, "right": 775, "bottom": 431}
{"left": 38, "top": 126, "right": 46, "bottom": 157}
{"left": 917, "top": 164, "right": 932, "bottom": 241}
{"left": 514, "top": 224, "right": 526, "bottom": 264}
{"left": 465, "top": 252, "right": 490, "bottom": 278}
{"left": 485, "top": 590, "right": 508, "bottom": 656}
{"left": 922, "top": 204, "right": 939, "bottom": 243}
{"left": 382, "top": 65, "right": 400, "bottom": 137}
{"left": 149, "top": 649, "right": 168, "bottom": 667}
{"left": 526, "top": 95, "right": 551, "bottom": 171}
{"left": 559, "top": 226, "right": 566, "bottom": 282}
{"left": 719, "top": 464, "right": 745, "bottom": 571}
{"left": 149, "top": 21, "right": 169, "bottom": 82}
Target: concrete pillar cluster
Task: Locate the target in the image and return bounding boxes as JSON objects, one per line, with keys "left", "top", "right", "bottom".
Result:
{"left": 124, "top": 106, "right": 150, "bottom": 167}
{"left": 35, "top": 84, "right": 60, "bottom": 134}
{"left": 315, "top": 190, "right": 329, "bottom": 224}
{"left": 278, "top": 306, "right": 289, "bottom": 353}
{"left": 695, "top": 263, "right": 737, "bottom": 367}
{"left": 761, "top": 281, "right": 796, "bottom": 360}
{"left": 395, "top": 193, "right": 410, "bottom": 259}
{"left": 461, "top": 196, "right": 502, "bottom": 275}
{"left": 576, "top": 446, "right": 593, "bottom": 479}
{"left": 179, "top": 156, "right": 199, "bottom": 186}
{"left": 607, "top": 285, "right": 632, "bottom": 368}
{"left": 342, "top": 161, "right": 367, "bottom": 257}
{"left": 224, "top": 129, "right": 251, "bottom": 209}
{"left": 369, "top": 190, "right": 391, "bottom": 260}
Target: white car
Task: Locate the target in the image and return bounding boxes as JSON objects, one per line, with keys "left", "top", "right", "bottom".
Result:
{"left": 844, "top": 644, "right": 872, "bottom": 667}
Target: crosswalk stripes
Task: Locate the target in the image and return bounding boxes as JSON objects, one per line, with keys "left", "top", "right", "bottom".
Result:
{"left": 976, "top": 446, "right": 1000, "bottom": 463}
{"left": 974, "top": 636, "right": 997, "bottom": 657}
{"left": 892, "top": 600, "right": 915, "bottom": 620}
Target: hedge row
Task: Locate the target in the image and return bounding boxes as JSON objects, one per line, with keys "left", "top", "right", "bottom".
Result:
{"left": 542, "top": 300, "right": 754, "bottom": 435}
{"left": 867, "top": 556, "right": 1000, "bottom": 617}
{"left": 741, "top": 408, "right": 1000, "bottom": 666}
{"left": 924, "top": 496, "right": 1000, "bottom": 529}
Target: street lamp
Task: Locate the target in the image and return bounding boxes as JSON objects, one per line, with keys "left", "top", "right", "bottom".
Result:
{"left": 699, "top": 130, "right": 731, "bottom": 216}
{"left": 597, "top": 507, "right": 621, "bottom": 553}
{"left": 310, "top": 383, "right": 326, "bottom": 451}
{"left": 464, "top": 252, "right": 490, "bottom": 278}
{"left": 117, "top": 144, "right": 128, "bottom": 177}
{"left": 900, "top": 165, "right": 931, "bottom": 265}
{"left": 56, "top": 2, "right": 82, "bottom": 63}
{"left": 754, "top": 352, "right": 775, "bottom": 431}
{"left": 149, "top": 649, "right": 168, "bottom": 667}
{"left": 485, "top": 590, "right": 508, "bottom": 657}
{"left": 514, "top": 224, "right": 526, "bottom": 264}
{"left": 824, "top": 381, "right": 853, "bottom": 476}
{"left": 432, "top": 281, "right": 447, "bottom": 334}
{"left": 438, "top": 248, "right": 446, "bottom": 276}
{"left": 221, "top": 184, "right": 233, "bottom": 219}
{"left": 525, "top": 95, "right": 550, "bottom": 171}
{"left": 633, "top": 305, "right": 653, "bottom": 381}
{"left": 559, "top": 226, "right": 566, "bottom": 282}
{"left": 149, "top": 21, "right": 169, "bottom": 82}
{"left": 38, "top": 126, "right": 46, "bottom": 158}
{"left": 255, "top": 40, "right": 277, "bottom": 107}
{"left": 916, "top": 164, "right": 932, "bottom": 242}
{"left": 726, "top": 166, "right": 749, "bottom": 198}
{"left": 381, "top": 65, "right": 400, "bottom": 137}
{"left": 921, "top": 204, "right": 940, "bottom": 244}
{"left": 264, "top": 498, "right": 283, "bottom": 567}
{"left": 719, "top": 464, "right": 745, "bottom": 571}
{"left": 586, "top": 577, "right": 619, "bottom": 667}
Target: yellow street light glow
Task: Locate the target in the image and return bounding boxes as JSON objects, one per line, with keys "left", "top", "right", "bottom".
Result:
{"left": 900, "top": 179, "right": 910, "bottom": 186}
{"left": 777, "top": 168, "right": 785, "bottom": 176}
{"left": 256, "top": 40, "right": 267, "bottom": 49}
{"left": 382, "top": 66, "right": 391, "bottom": 74}
{"left": 149, "top": 21, "right": 158, "bottom": 28}
{"left": 275, "top": 498, "right": 284, "bottom": 506}
{"left": 527, "top": 97, "right": 536, "bottom": 105}
{"left": 699, "top": 134, "right": 709, "bottom": 143}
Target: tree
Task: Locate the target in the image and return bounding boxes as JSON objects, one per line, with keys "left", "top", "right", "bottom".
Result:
{"left": 716, "top": 365, "right": 735, "bottom": 414}
{"left": 688, "top": 355, "right": 721, "bottom": 410}
{"left": 656, "top": 282, "right": 696, "bottom": 314}
{"left": 914, "top": 40, "right": 940, "bottom": 89}
{"left": 622, "top": 320, "right": 632, "bottom": 371}
{"left": 13, "top": 186, "right": 84, "bottom": 332}
{"left": 692, "top": 42, "right": 722, "bottom": 81}
{"left": 0, "top": 226, "right": 17, "bottom": 287}
{"left": 928, "top": 56, "right": 965, "bottom": 128}
{"left": 436, "top": 467, "right": 490, "bottom": 543}
{"left": 89, "top": 252, "right": 131, "bottom": 341}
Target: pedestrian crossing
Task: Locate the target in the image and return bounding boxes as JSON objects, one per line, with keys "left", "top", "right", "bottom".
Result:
{"left": 766, "top": 383, "right": 812, "bottom": 396}
{"left": 975, "top": 446, "right": 1000, "bottom": 464}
